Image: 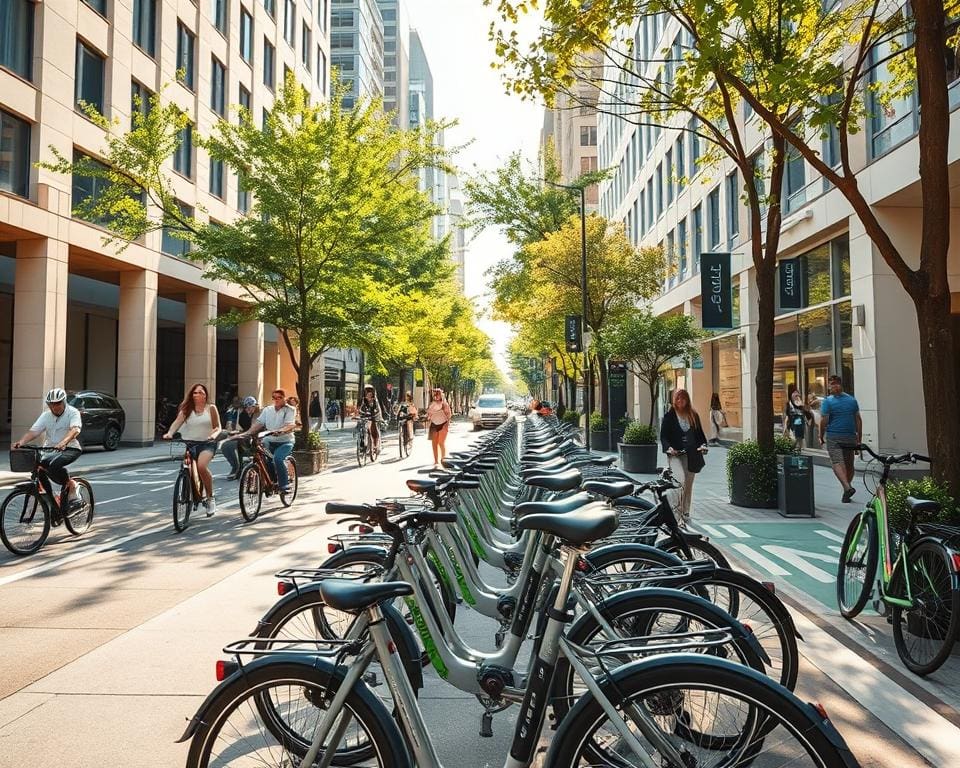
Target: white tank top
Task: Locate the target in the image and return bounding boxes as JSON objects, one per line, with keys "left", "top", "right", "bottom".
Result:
{"left": 180, "top": 406, "right": 214, "bottom": 440}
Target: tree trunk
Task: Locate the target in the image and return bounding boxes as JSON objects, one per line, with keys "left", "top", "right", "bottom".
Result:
{"left": 596, "top": 351, "right": 608, "bottom": 418}
{"left": 647, "top": 379, "right": 658, "bottom": 428}
{"left": 754, "top": 257, "right": 776, "bottom": 452}
{"left": 297, "top": 337, "right": 312, "bottom": 447}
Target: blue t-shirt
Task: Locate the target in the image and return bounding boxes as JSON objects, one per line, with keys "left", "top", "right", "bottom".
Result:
{"left": 821, "top": 392, "right": 859, "bottom": 435}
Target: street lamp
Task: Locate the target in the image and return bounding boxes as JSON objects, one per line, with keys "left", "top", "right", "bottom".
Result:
{"left": 545, "top": 179, "right": 591, "bottom": 451}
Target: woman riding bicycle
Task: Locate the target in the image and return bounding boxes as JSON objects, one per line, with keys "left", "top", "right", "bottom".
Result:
{"left": 357, "top": 385, "right": 384, "bottom": 458}
{"left": 162, "top": 383, "right": 222, "bottom": 517}
{"left": 398, "top": 392, "right": 418, "bottom": 446}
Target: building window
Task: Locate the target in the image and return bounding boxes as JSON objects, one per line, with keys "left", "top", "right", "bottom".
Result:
{"left": 82, "top": 0, "right": 107, "bottom": 16}
{"left": 725, "top": 170, "right": 739, "bottom": 244}
{"left": 173, "top": 122, "right": 193, "bottom": 178}
{"left": 240, "top": 8, "right": 253, "bottom": 62}
{"left": 645, "top": 177, "right": 654, "bottom": 227}
{"left": 284, "top": 0, "right": 296, "bottom": 48}
{"left": 283, "top": 64, "right": 292, "bottom": 87}
{"left": 177, "top": 23, "right": 196, "bottom": 90}
{"left": 666, "top": 229, "right": 675, "bottom": 288}
{"left": 162, "top": 201, "right": 193, "bottom": 257}
{"left": 0, "top": 0, "right": 34, "bottom": 81}
{"left": 822, "top": 93, "right": 841, "bottom": 172}
{"left": 675, "top": 137, "right": 685, "bottom": 193}
{"left": 783, "top": 145, "right": 806, "bottom": 213}
{"left": 131, "top": 80, "right": 152, "bottom": 129}
{"left": 131, "top": 0, "right": 156, "bottom": 57}
{"left": 212, "top": 0, "right": 228, "bottom": 35}
{"left": 237, "top": 171, "right": 250, "bottom": 212}
{"left": 655, "top": 163, "right": 663, "bottom": 218}
{"left": 318, "top": 0, "right": 327, "bottom": 31}
{"left": 692, "top": 204, "right": 702, "bottom": 273}
{"left": 688, "top": 117, "right": 701, "bottom": 177}
{"left": 665, "top": 148, "right": 674, "bottom": 205}
{"left": 302, "top": 22, "right": 311, "bottom": 70}
{"left": 868, "top": 29, "right": 917, "bottom": 158}
{"left": 209, "top": 157, "right": 224, "bottom": 198}
{"left": 264, "top": 0, "right": 275, "bottom": 18}
{"left": 75, "top": 40, "right": 105, "bottom": 114}
{"left": 72, "top": 151, "right": 111, "bottom": 224}
{"left": 317, "top": 46, "right": 326, "bottom": 91}
{"left": 707, "top": 187, "right": 722, "bottom": 250}
{"left": 263, "top": 38, "right": 275, "bottom": 89}
{"left": 677, "top": 217, "right": 688, "bottom": 278}
{"left": 579, "top": 125, "right": 597, "bottom": 146}
{"left": 238, "top": 84, "right": 251, "bottom": 116}
{"left": 331, "top": 9, "right": 354, "bottom": 27}
{"left": 0, "top": 108, "right": 30, "bottom": 198}
{"left": 262, "top": 107, "right": 270, "bottom": 130}
{"left": 209, "top": 57, "right": 226, "bottom": 117}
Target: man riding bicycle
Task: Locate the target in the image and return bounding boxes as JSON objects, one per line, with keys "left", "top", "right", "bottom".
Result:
{"left": 231, "top": 389, "right": 296, "bottom": 493}
{"left": 12, "top": 388, "right": 84, "bottom": 511}
{"left": 357, "top": 384, "right": 384, "bottom": 457}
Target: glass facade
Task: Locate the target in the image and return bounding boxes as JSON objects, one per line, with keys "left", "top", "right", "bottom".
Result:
{"left": 711, "top": 335, "right": 742, "bottom": 429}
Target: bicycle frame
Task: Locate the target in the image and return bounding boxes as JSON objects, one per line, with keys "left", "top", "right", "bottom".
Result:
{"left": 846, "top": 489, "right": 915, "bottom": 610}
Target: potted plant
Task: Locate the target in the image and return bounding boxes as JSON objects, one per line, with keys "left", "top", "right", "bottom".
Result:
{"left": 610, "top": 415, "right": 631, "bottom": 449}
{"left": 726, "top": 436, "right": 793, "bottom": 508}
{"left": 589, "top": 412, "right": 610, "bottom": 452}
{"left": 293, "top": 430, "right": 328, "bottom": 476}
{"left": 561, "top": 410, "right": 582, "bottom": 427}
{"left": 618, "top": 420, "right": 659, "bottom": 473}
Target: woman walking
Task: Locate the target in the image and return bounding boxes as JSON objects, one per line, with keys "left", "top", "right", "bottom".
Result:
{"left": 426, "top": 387, "right": 453, "bottom": 468}
{"left": 783, "top": 385, "right": 812, "bottom": 452}
{"left": 708, "top": 393, "right": 725, "bottom": 445}
{"left": 163, "top": 383, "right": 222, "bottom": 516}
{"left": 659, "top": 389, "right": 708, "bottom": 527}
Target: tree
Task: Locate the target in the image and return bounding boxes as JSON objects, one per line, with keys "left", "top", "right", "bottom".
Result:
{"left": 42, "top": 76, "right": 452, "bottom": 444}
{"left": 604, "top": 312, "right": 703, "bottom": 427}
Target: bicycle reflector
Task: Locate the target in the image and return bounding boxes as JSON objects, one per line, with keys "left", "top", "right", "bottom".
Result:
{"left": 813, "top": 702, "right": 830, "bottom": 721}
{"left": 951, "top": 553, "right": 960, "bottom": 573}
{"left": 216, "top": 660, "right": 238, "bottom": 681}
{"left": 277, "top": 581, "right": 295, "bottom": 596}
{"left": 761, "top": 581, "right": 777, "bottom": 595}
{"left": 327, "top": 542, "right": 343, "bottom": 554}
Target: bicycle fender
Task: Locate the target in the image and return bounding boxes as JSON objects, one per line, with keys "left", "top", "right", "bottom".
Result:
{"left": 320, "top": 544, "right": 389, "bottom": 569}
{"left": 911, "top": 535, "right": 960, "bottom": 578}
{"left": 585, "top": 541, "right": 685, "bottom": 568}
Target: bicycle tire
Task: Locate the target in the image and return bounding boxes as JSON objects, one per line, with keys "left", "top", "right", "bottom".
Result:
{"left": 397, "top": 422, "right": 408, "bottom": 458}
{"left": 0, "top": 488, "right": 50, "bottom": 556}
{"left": 280, "top": 456, "right": 298, "bottom": 507}
{"left": 356, "top": 431, "right": 367, "bottom": 467}
{"left": 62, "top": 478, "right": 95, "bottom": 536}
{"left": 185, "top": 659, "right": 411, "bottom": 768}
{"left": 890, "top": 539, "right": 960, "bottom": 676}
{"left": 172, "top": 471, "right": 192, "bottom": 532}
{"left": 837, "top": 511, "right": 878, "bottom": 618}
{"left": 546, "top": 655, "right": 856, "bottom": 768}
{"left": 239, "top": 464, "right": 263, "bottom": 522}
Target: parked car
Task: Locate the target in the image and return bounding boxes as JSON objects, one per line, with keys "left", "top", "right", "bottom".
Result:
{"left": 67, "top": 391, "right": 126, "bottom": 451}
{"left": 470, "top": 393, "right": 509, "bottom": 430}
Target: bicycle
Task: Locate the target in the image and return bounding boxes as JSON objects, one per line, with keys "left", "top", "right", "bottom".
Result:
{"left": 836, "top": 443, "right": 960, "bottom": 675}
{"left": 237, "top": 431, "right": 298, "bottom": 522}
{"left": 354, "top": 415, "right": 380, "bottom": 466}
{"left": 397, "top": 413, "right": 414, "bottom": 459}
{"left": 0, "top": 447, "right": 95, "bottom": 556}
{"left": 170, "top": 435, "right": 219, "bottom": 533}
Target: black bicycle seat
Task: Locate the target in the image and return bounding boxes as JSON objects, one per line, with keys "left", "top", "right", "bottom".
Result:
{"left": 515, "top": 503, "right": 618, "bottom": 545}
{"left": 582, "top": 479, "right": 634, "bottom": 499}
{"left": 319, "top": 579, "right": 413, "bottom": 612}
{"left": 524, "top": 469, "right": 583, "bottom": 492}
{"left": 906, "top": 496, "right": 941, "bottom": 516}
{"left": 514, "top": 492, "right": 593, "bottom": 518}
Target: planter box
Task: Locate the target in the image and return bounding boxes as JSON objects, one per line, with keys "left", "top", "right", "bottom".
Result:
{"left": 293, "top": 448, "right": 327, "bottom": 476}
{"left": 610, "top": 429, "right": 625, "bottom": 448}
{"left": 590, "top": 431, "right": 610, "bottom": 452}
{"left": 618, "top": 443, "right": 658, "bottom": 474}
{"left": 729, "top": 463, "right": 777, "bottom": 508}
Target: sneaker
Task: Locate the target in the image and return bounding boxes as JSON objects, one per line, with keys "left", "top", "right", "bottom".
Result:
{"left": 68, "top": 497, "right": 85, "bottom": 512}
{"left": 842, "top": 487, "right": 856, "bottom": 503}
{"left": 278, "top": 485, "right": 289, "bottom": 496}
{"left": 205, "top": 498, "right": 216, "bottom": 517}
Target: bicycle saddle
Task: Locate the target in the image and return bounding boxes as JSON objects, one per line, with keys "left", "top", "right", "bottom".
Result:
{"left": 906, "top": 496, "right": 941, "bottom": 516}
{"left": 524, "top": 469, "right": 583, "bottom": 492}
{"left": 582, "top": 479, "right": 634, "bottom": 499}
{"left": 520, "top": 459, "right": 570, "bottom": 477}
{"left": 515, "top": 503, "right": 619, "bottom": 545}
{"left": 406, "top": 478, "right": 437, "bottom": 494}
{"left": 514, "top": 492, "right": 593, "bottom": 518}
{"left": 319, "top": 579, "right": 414, "bottom": 613}
{"left": 612, "top": 495, "right": 657, "bottom": 511}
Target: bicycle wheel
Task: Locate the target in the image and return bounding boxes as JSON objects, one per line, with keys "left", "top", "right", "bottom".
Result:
{"left": 172, "top": 471, "right": 192, "bottom": 532}
{"left": 836, "top": 511, "right": 878, "bottom": 618}
{"left": 63, "top": 478, "right": 95, "bottom": 536}
{"left": 658, "top": 535, "right": 738, "bottom": 615}
{"left": 239, "top": 464, "right": 263, "bottom": 522}
{"left": 0, "top": 489, "right": 50, "bottom": 556}
{"left": 280, "top": 456, "right": 298, "bottom": 507}
{"left": 356, "top": 432, "right": 367, "bottom": 467}
{"left": 547, "top": 656, "right": 856, "bottom": 768}
{"left": 890, "top": 540, "right": 960, "bottom": 676}
{"left": 185, "top": 659, "right": 411, "bottom": 768}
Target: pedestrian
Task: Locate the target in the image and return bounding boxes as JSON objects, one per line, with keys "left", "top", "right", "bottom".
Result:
{"left": 223, "top": 396, "right": 242, "bottom": 431}
{"left": 398, "top": 392, "right": 418, "bottom": 449}
{"left": 309, "top": 391, "right": 322, "bottom": 431}
{"left": 162, "top": 383, "right": 222, "bottom": 516}
{"left": 339, "top": 399, "right": 345, "bottom": 429}
{"left": 708, "top": 393, "right": 726, "bottom": 445}
{"left": 425, "top": 387, "right": 453, "bottom": 468}
{"left": 818, "top": 374, "right": 862, "bottom": 503}
{"left": 286, "top": 395, "right": 301, "bottom": 429}
{"left": 222, "top": 396, "right": 260, "bottom": 480}
{"left": 659, "top": 388, "right": 708, "bottom": 526}
{"left": 782, "top": 385, "right": 813, "bottom": 453}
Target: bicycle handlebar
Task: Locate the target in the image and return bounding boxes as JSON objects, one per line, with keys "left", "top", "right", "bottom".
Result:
{"left": 840, "top": 443, "right": 931, "bottom": 465}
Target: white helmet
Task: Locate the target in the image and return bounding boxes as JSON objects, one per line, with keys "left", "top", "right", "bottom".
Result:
{"left": 45, "top": 387, "right": 67, "bottom": 404}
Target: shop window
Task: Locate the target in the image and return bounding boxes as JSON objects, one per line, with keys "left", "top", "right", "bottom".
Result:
{"left": 712, "top": 335, "right": 742, "bottom": 429}
{"left": 831, "top": 236, "right": 851, "bottom": 298}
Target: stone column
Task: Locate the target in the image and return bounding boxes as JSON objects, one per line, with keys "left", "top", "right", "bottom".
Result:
{"left": 236, "top": 320, "right": 264, "bottom": 402}
{"left": 116, "top": 270, "right": 158, "bottom": 445}
{"left": 184, "top": 289, "right": 217, "bottom": 393}
{"left": 262, "top": 341, "right": 279, "bottom": 404}
{"left": 12, "top": 238, "right": 69, "bottom": 438}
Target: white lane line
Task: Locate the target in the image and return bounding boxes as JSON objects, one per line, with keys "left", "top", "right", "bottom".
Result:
{"left": 730, "top": 543, "right": 789, "bottom": 576}
{"left": 814, "top": 529, "right": 845, "bottom": 543}
{"left": 828, "top": 545, "right": 841, "bottom": 554}
{"left": 700, "top": 524, "right": 727, "bottom": 539}
{"left": 97, "top": 492, "right": 144, "bottom": 506}
{"left": 762, "top": 545, "right": 836, "bottom": 583}
{"left": 720, "top": 524, "right": 749, "bottom": 538}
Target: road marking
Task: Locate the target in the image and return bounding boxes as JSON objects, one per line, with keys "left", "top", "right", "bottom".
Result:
{"left": 815, "top": 529, "right": 845, "bottom": 543}
{"left": 762, "top": 545, "right": 837, "bottom": 583}
{"left": 730, "top": 543, "right": 790, "bottom": 576}
{"left": 720, "top": 524, "right": 749, "bottom": 538}
{"left": 700, "top": 524, "right": 727, "bottom": 539}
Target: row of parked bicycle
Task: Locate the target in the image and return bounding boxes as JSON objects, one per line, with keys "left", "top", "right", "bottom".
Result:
{"left": 177, "top": 414, "right": 866, "bottom": 767}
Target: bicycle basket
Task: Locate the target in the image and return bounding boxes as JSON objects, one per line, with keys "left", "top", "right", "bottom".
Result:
{"left": 9, "top": 448, "right": 38, "bottom": 473}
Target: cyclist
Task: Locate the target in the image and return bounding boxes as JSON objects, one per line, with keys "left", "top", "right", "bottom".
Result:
{"left": 11, "top": 388, "right": 84, "bottom": 511}
{"left": 233, "top": 389, "right": 296, "bottom": 493}
{"left": 357, "top": 384, "right": 384, "bottom": 458}
{"left": 162, "top": 383, "right": 222, "bottom": 516}
{"left": 398, "top": 391, "right": 418, "bottom": 446}
{"left": 221, "top": 396, "right": 260, "bottom": 481}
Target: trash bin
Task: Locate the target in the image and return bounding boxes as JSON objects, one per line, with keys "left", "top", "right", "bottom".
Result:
{"left": 778, "top": 454, "right": 815, "bottom": 517}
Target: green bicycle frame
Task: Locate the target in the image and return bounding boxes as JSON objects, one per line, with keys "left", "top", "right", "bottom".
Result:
{"left": 847, "top": 487, "right": 913, "bottom": 609}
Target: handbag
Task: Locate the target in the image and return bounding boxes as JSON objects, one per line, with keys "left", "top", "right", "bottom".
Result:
{"left": 682, "top": 420, "right": 706, "bottom": 474}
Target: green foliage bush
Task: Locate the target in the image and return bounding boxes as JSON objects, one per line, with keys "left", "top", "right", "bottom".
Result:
{"left": 886, "top": 477, "right": 958, "bottom": 532}
{"left": 589, "top": 412, "right": 608, "bottom": 432}
{"left": 622, "top": 421, "right": 657, "bottom": 444}
{"left": 774, "top": 433, "right": 798, "bottom": 455}
{"left": 726, "top": 440, "right": 778, "bottom": 503}
{"left": 296, "top": 431, "right": 326, "bottom": 451}
{"left": 561, "top": 410, "right": 581, "bottom": 426}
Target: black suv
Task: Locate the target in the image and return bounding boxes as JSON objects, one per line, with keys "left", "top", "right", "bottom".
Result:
{"left": 67, "top": 391, "right": 126, "bottom": 451}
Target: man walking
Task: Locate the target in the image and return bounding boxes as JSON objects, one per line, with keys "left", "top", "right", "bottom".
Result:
{"left": 818, "top": 374, "right": 862, "bottom": 503}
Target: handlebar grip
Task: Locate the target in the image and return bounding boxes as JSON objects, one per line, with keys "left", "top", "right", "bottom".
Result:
{"left": 912, "top": 454, "right": 931, "bottom": 463}
{"left": 325, "top": 502, "right": 375, "bottom": 517}
{"left": 416, "top": 511, "right": 458, "bottom": 524}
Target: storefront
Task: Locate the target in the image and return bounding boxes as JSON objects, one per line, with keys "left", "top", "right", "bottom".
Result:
{"left": 711, "top": 334, "right": 743, "bottom": 434}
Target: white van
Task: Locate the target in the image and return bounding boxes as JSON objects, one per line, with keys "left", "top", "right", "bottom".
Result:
{"left": 470, "top": 393, "right": 509, "bottom": 430}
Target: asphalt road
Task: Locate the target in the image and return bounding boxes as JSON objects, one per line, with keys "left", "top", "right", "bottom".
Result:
{"left": 0, "top": 419, "right": 954, "bottom": 767}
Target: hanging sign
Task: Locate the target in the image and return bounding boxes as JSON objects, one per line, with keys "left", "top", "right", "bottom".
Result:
{"left": 778, "top": 258, "right": 806, "bottom": 310}
{"left": 700, "top": 252, "right": 733, "bottom": 330}
{"left": 565, "top": 315, "right": 582, "bottom": 353}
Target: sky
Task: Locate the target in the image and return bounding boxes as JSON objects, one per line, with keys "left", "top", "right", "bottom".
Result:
{"left": 403, "top": 0, "right": 545, "bottom": 375}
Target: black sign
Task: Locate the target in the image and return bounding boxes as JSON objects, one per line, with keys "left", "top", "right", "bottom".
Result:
{"left": 565, "top": 314, "right": 582, "bottom": 353}
{"left": 700, "top": 252, "right": 732, "bottom": 330}
{"left": 778, "top": 258, "right": 806, "bottom": 310}
{"left": 608, "top": 360, "right": 628, "bottom": 427}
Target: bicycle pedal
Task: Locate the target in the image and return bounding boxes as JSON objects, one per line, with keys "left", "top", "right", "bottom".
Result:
{"left": 479, "top": 712, "right": 493, "bottom": 738}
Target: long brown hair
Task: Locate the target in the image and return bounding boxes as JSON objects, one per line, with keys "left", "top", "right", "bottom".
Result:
{"left": 178, "top": 383, "right": 210, "bottom": 420}
{"left": 672, "top": 388, "right": 700, "bottom": 427}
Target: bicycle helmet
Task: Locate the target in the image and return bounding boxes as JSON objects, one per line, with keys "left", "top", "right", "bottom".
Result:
{"left": 45, "top": 387, "right": 67, "bottom": 404}
{"left": 242, "top": 396, "right": 258, "bottom": 408}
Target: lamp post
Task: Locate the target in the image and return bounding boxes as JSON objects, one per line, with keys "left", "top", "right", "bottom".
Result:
{"left": 545, "top": 180, "right": 591, "bottom": 451}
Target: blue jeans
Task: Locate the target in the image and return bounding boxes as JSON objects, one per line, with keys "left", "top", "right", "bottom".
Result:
{"left": 266, "top": 441, "right": 294, "bottom": 490}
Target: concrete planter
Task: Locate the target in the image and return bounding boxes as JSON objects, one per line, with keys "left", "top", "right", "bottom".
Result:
{"left": 590, "top": 431, "right": 610, "bottom": 452}
{"left": 618, "top": 443, "right": 658, "bottom": 474}
{"left": 729, "top": 463, "right": 778, "bottom": 508}
{"left": 293, "top": 447, "right": 327, "bottom": 476}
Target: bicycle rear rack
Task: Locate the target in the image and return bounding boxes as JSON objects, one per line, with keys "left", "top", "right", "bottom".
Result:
{"left": 274, "top": 565, "right": 383, "bottom": 585}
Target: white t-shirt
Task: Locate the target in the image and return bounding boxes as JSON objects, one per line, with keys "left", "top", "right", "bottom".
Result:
{"left": 256, "top": 404, "right": 296, "bottom": 444}
{"left": 30, "top": 405, "right": 83, "bottom": 450}
{"left": 180, "top": 405, "right": 216, "bottom": 441}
